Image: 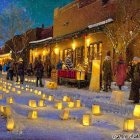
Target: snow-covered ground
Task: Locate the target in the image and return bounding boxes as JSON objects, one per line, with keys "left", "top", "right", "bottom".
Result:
{"left": 0, "top": 75, "right": 140, "bottom": 140}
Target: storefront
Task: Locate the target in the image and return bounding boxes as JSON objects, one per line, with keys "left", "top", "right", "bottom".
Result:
{"left": 0, "top": 52, "right": 12, "bottom": 65}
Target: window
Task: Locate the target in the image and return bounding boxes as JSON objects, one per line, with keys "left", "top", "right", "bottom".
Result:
{"left": 102, "top": 0, "right": 109, "bottom": 5}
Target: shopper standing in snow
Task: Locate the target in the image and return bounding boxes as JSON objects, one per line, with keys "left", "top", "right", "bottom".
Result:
{"left": 114, "top": 56, "right": 127, "bottom": 90}
{"left": 102, "top": 52, "right": 112, "bottom": 92}
{"left": 129, "top": 57, "right": 140, "bottom": 103}
{"left": 17, "top": 58, "right": 24, "bottom": 84}
{"left": 34, "top": 59, "right": 44, "bottom": 87}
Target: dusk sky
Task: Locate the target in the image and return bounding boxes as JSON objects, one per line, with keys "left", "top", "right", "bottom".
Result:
{"left": 0, "top": 0, "right": 74, "bottom": 46}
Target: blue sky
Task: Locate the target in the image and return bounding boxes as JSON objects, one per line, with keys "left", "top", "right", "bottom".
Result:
{"left": 0, "top": 0, "right": 74, "bottom": 46}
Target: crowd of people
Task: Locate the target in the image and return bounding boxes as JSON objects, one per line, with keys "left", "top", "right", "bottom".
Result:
{"left": 102, "top": 52, "right": 140, "bottom": 104}
{"left": 0, "top": 52, "right": 139, "bottom": 103}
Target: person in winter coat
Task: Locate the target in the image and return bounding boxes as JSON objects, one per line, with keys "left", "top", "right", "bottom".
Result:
{"left": 102, "top": 54, "right": 112, "bottom": 92}
{"left": 65, "top": 54, "right": 73, "bottom": 70}
{"left": 114, "top": 56, "right": 127, "bottom": 90}
{"left": 56, "top": 59, "right": 63, "bottom": 70}
{"left": 8, "top": 61, "right": 14, "bottom": 81}
{"left": 0, "top": 64, "right": 2, "bottom": 74}
{"left": 129, "top": 57, "right": 140, "bottom": 103}
{"left": 17, "top": 58, "right": 24, "bottom": 84}
{"left": 34, "top": 59, "right": 44, "bottom": 87}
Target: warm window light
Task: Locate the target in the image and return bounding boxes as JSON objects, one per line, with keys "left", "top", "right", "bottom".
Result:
{"left": 38, "top": 91, "right": 42, "bottom": 96}
{"left": 28, "top": 110, "right": 38, "bottom": 119}
{"left": 92, "top": 105, "right": 101, "bottom": 115}
{"left": 35, "top": 52, "right": 38, "bottom": 56}
{"left": 82, "top": 114, "right": 91, "bottom": 126}
{"left": 54, "top": 48, "right": 59, "bottom": 55}
{"left": 43, "top": 50, "right": 46, "bottom": 56}
{"left": 6, "top": 97, "right": 14, "bottom": 104}
{"left": 123, "top": 118, "right": 135, "bottom": 132}
{"left": 29, "top": 100, "right": 37, "bottom": 108}
{"left": 60, "top": 109, "right": 70, "bottom": 120}
{"left": 86, "top": 38, "right": 90, "bottom": 46}
{"left": 72, "top": 42, "right": 76, "bottom": 50}
{"left": 133, "top": 105, "right": 140, "bottom": 118}
{"left": 6, "top": 117, "right": 15, "bottom": 131}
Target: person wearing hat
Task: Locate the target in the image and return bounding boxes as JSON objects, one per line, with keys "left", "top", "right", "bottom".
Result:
{"left": 17, "top": 58, "right": 24, "bottom": 84}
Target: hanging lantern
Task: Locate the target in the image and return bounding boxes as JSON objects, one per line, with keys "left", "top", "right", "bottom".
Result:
{"left": 6, "top": 117, "right": 15, "bottom": 131}
{"left": 6, "top": 97, "right": 14, "bottom": 104}
{"left": 133, "top": 105, "right": 140, "bottom": 119}
{"left": 75, "top": 99, "right": 81, "bottom": 108}
{"left": 123, "top": 118, "right": 135, "bottom": 132}
{"left": 38, "top": 100, "right": 45, "bottom": 107}
{"left": 68, "top": 101, "right": 75, "bottom": 108}
{"left": 28, "top": 110, "right": 38, "bottom": 119}
{"left": 0, "top": 94, "right": 3, "bottom": 100}
{"left": 55, "top": 102, "right": 63, "bottom": 110}
{"left": 3, "top": 106, "right": 11, "bottom": 117}
{"left": 42, "top": 94, "right": 47, "bottom": 100}
{"left": 28, "top": 100, "right": 37, "bottom": 108}
{"left": 60, "top": 109, "right": 70, "bottom": 120}
{"left": 82, "top": 114, "right": 92, "bottom": 126}
{"left": 92, "top": 105, "right": 101, "bottom": 115}
{"left": 48, "top": 95, "right": 54, "bottom": 101}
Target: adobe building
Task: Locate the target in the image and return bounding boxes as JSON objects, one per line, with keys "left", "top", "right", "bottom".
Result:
{"left": 29, "top": 0, "right": 140, "bottom": 69}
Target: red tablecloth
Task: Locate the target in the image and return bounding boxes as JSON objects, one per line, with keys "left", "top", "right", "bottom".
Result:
{"left": 58, "top": 70, "right": 76, "bottom": 79}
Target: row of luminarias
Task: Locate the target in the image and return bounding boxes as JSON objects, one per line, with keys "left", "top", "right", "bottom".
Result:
{"left": 0, "top": 78, "right": 140, "bottom": 132}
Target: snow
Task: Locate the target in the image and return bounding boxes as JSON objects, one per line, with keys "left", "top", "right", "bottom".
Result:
{"left": 29, "top": 37, "right": 52, "bottom": 44}
{"left": 88, "top": 18, "right": 114, "bottom": 29}
{"left": 0, "top": 76, "right": 140, "bottom": 140}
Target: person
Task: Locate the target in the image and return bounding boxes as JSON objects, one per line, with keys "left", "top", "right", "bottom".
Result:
{"left": 17, "top": 58, "right": 24, "bottom": 84}
{"left": 129, "top": 57, "right": 140, "bottom": 103}
{"left": 34, "top": 59, "right": 44, "bottom": 87}
{"left": 0, "top": 64, "right": 2, "bottom": 74}
{"left": 102, "top": 52, "right": 112, "bottom": 92}
{"left": 56, "top": 59, "right": 63, "bottom": 70}
{"left": 8, "top": 60, "right": 14, "bottom": 81}
{"left": 114, "top": 56, "right": 127, "bottom": 90}
{"left": 65, "top": 54, "right": 73, "bottom": 70}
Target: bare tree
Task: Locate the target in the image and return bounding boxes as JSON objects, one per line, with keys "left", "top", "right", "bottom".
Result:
{"left": 103, "top": 0, "right": 140, "bottom": 56}
{"left": 0, "top": 3, "right": 33, "bottom": 61}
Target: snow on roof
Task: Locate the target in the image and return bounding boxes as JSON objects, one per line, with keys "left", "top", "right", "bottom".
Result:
{"left": 88, "top": 18, "right": 114, "bottom": 29}
{"left": 29, "top": 37, "right": 53, "bottom": 44}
